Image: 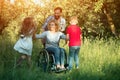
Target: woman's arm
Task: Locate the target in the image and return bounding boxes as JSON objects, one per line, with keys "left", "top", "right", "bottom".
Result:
{"left": 35, "top": 32, "right": 46, "bottom": 39}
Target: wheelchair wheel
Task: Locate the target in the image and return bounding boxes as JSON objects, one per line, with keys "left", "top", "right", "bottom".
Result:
{"left": 37, "top": 49, "right": 49, "bottom": 72}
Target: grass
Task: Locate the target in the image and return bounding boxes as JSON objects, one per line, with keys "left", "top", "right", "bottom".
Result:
{"left": 0, "top": 36, "right": 120, "bottom": 80}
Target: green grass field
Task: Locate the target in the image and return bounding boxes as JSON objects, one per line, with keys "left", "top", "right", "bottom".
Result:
{"left": 0, "top": 36, "right": 120, "bottom": 80}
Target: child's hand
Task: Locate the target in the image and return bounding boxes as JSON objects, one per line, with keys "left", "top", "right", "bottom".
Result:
{"left": 63, "top": 41, "right": 69, "bottom": 47}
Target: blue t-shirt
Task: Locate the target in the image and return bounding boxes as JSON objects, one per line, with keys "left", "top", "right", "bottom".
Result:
{"left": 36, "top": 31, "right": 66, "bottom": 48}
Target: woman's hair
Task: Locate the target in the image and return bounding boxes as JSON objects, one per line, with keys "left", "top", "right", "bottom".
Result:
{"left": 47, "top": 20, "right": 59, "bottom": 32}
{"left": 20, "top": 17, "right": 36, "bottom": 36}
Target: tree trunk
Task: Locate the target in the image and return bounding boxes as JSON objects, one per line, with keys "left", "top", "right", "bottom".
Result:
{"left": 103, "top": 4, "right": 117, "bottom": 37}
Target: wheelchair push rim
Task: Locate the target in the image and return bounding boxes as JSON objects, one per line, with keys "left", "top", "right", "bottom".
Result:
{"left": 37, "top": 49, "right": 49, "bottom": 72}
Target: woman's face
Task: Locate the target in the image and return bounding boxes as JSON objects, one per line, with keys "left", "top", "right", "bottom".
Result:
{"left": 49, "top": 22, "right": 56, "bottom": 31}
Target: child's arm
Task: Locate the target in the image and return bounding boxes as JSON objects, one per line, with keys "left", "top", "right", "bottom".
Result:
{"left": 66, "top": 34, "right": 69, "bottom": 44}
{"left": 63, "top": 34, "right": 69, "bottom": 47}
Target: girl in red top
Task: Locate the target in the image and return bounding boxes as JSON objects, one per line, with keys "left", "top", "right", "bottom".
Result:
{"left": 66, "top": 16, "right": 82, "bottom": 70}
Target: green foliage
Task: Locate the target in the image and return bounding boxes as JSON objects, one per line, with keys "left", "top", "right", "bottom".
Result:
{"left": 4, "top": 20, "right": 20, "bottom": 42}
{"left": 94, "top": 0, "right": 104, "bottom": 12}
{"left": 0, "top": 37, "right": 120, "bottom": 80}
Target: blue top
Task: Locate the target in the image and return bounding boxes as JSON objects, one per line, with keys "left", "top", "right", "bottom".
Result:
{"left": 36, "top": 31, "right": 66, "bottom": 48}
{"left": 13, "top": 28, "right": 35, "bottom": 56}
{"left": 14, "top": 35, "right": 33, "bottom": 55}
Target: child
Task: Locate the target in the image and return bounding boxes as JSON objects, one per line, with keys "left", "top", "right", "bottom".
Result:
{"left": 66, "top": 16, "right": 82, "bottom": 70}
{"left": 14, "top": 17, "right": 36, "bottom": 68}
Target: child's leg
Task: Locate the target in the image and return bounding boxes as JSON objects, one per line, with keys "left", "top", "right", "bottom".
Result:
{"left": 27, "top": 55, "right": 31, "bottom": 68}
{"left": 69, "top": 47, "right": 75, "bottom": 70}
{"left": 74, "top": 47, "right": 80, "bottom": 69}
{"left": 16, "top": 54, "right": 27, "bottom": 67}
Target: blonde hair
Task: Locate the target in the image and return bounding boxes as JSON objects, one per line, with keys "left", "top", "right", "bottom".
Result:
{"left": 47, "top": 20, "right": 59, "bottom": 32}
{"left": 69, "top": 16, "right": 78, "bottom": 24}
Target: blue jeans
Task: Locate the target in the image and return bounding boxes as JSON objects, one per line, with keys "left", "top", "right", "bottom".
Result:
{"left": 69, "top": 46, "right": 80, "bottom": 70}
{"left": 46, "top": 47, "right": 65, "bottom": 66}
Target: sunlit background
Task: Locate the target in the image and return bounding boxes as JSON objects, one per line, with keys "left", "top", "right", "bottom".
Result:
{"left": 5, "top": 0, "right": 50, "bottom": 6}
{"left": 0, "top": 0, "right": 120, "bottom": 38}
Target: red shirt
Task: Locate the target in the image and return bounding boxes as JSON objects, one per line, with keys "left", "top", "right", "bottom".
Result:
{"left": 66, "top": 25, "right": 82, "bottom": 46}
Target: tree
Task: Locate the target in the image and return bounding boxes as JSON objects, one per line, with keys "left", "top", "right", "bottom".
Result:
{"left": 0, "top": 0, "right": 120, "bottom": 39}
{"left": 94, "top": 0, "right": 120, "bottom": 37}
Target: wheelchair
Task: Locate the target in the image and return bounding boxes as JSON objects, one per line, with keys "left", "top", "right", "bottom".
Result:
{"left": 36, "top": 48, "right": 68, "bottom": 73}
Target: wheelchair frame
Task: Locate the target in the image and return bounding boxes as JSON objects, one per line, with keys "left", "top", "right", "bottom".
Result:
{"left": 37, "top": 48, "right": 68, "bottom": 72}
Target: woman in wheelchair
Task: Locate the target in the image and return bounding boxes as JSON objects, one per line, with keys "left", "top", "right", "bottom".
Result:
{"left": 36, "top": 20, "right": 66, "bottom": 70}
